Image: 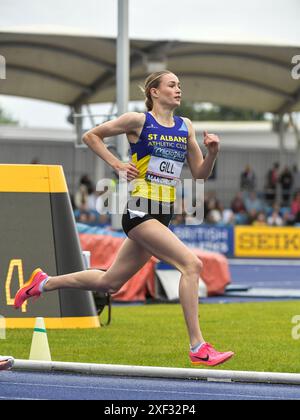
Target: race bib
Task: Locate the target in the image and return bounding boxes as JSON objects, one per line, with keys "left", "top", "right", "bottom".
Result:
{"left": 146, "top": 147, "right": 185, "bottom": 187}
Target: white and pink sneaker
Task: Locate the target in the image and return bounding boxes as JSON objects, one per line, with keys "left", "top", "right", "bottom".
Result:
{"left": 14, "top": 268, "right": 48, "bottom": 310}
{"left": 190, "top": 343, "right": 234, "bottom": 367}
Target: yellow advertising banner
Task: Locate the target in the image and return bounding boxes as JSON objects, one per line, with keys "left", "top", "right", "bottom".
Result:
{"left": 235, "top": 226, "right": 300, "bottom": 258}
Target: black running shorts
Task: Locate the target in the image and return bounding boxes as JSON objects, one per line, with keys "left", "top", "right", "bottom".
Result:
{"left": 122, "top": 197, "right": 175, "bottom": 237}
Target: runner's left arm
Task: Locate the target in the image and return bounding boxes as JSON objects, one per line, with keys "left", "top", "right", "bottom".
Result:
{"left": 185, "top": 118, "right": 220, "bottom": 182}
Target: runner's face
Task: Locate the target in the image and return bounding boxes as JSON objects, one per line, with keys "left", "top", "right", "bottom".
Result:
{"left": 151, "top": 74, "right": 182, "bottom": 109}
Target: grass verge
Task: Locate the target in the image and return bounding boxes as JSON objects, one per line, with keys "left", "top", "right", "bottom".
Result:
{"left": 1, "top": 301, "right": 300, "bottom": 373}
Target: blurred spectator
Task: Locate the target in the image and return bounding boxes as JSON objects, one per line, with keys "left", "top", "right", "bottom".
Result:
{"left": 87, "top": 187, "right": 98, "bottom": 212}
{"left": 205, "top": 196, "right": 223, "bottom": 224}
{"left": 231, "top": 192, "right": 246, "bottom": 214}
{"left": 73, "top": 178, "right": 87, "bottom": 223}
{"left": 80, "top": 174, "right": 95, "bottom": 194}
{"left": 291, "top": 192, "right": 300, "bottom": 223}
{"left": 230, "top": 192, "right": 248, "bottom": 224}
{"left": 74, "top": 175, "right": 113, "bottom": 225}
{"left": 267, "top": 203, "right": 284, "bottom": 226}
{"left": 219, "top": 203, "right": 235, "bottom": 225}
{"left": 204, "top": 191, "right": 217, "bottom": 219}
{"left": 245, "top": 192, "right": 264, "bottom": 214}
{"left": 282, "top": 211, "right": 294, "bottom": 226}
{"left": 75, "top": 184, "right": 89, "bottom": 212}
{"left": 265, "top": 162, "right": 280, "bottom": 203}
{"left": 252, "top": 212, "right": 267, "bottom": 226}
{"left": 248, "top": 208, "right": 259, "bottom": 225}
{"left": 240, "top": 165, "right": 256, "bottom": 192}
{"left": 75, "top": 175, "right": 97, "bottom": 212}
{"left": 206, "top": 209, "right": 222, "bottom": 224}
{"left": 279, "top": 166, "right": 293, "bottom": 205}
{"left": 292, "top": 165, "right": 300, "bottom": 195}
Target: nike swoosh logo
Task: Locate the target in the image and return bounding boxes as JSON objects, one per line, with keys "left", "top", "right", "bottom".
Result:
{"left": 194, "top": 355, "right": 210, "bottom": 362}
{"left": 25, "top": 285, "right": 35, "bottom": 296}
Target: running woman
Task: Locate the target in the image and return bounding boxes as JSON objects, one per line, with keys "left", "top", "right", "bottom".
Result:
{"left": 14, "top": 71, "right": 234, "bottom": 367}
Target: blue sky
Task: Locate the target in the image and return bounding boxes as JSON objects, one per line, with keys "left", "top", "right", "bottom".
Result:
{"left": 0, "top": 0, "right": 299, "bottom": 128}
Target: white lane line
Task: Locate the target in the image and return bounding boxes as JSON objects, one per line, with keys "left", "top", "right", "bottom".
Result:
{"left": 0, "top": 381, "right": 299, "bottom": 400}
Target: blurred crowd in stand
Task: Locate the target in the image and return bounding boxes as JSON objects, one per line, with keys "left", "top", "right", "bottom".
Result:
{"left": 72, "top": 163, "right": 300, "bottom": 228}
{"left": 178, "top": 163, "right": 300, "bottom": 227}
{"left": 72, "top": 175, "right": 113, "bottom": 226}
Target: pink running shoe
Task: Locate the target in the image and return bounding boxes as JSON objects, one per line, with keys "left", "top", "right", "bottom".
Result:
{"left": 190, "top": 343, "right": 234, "bottom": 367}
{"left": 14, "top": 268, "right": 48, "bottom": 310}
{"left": 0, "top": 356, "right": 14, "bottom": 371}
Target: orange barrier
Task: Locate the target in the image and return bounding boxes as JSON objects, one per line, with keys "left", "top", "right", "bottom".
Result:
{"left": 79, "top": 234, "right": 231, "bottom": 300}
{"left": 193, "top": 249, "right": 231, "bottom": 296}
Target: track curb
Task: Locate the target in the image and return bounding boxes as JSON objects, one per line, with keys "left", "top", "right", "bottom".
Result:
{"left": 13, "top": 360, "right": 300, "bottom": 386}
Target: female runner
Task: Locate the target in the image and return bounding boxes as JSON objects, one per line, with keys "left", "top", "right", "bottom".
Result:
{"left": 15, "top": 71, "right": 234, "bottom": 367}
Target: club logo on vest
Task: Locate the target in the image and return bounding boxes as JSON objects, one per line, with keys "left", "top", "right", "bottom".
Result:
{"left": 146, "top": 124, "right": 159, "bottom": 129}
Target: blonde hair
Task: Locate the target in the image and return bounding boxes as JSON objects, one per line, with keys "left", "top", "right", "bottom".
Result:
{"left": 140, "top": 70, "right": 173, "bottom": 111}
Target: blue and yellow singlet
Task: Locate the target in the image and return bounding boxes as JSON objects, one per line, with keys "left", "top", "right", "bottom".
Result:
{"left": 129, "top": 112, "right": 189, "bottom": 203}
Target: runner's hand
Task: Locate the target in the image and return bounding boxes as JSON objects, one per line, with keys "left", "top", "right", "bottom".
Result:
{"left": 203, "top": 131, "right": 220, "bottom": 156}
{"left": 114, "top": 162, "right": 140, "bottom": 181}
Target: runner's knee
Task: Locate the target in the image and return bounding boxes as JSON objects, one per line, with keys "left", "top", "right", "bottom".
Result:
{"left": 106, "top": 284, "right": 121, "bottom": 294}
{"left": 97, "top": 280, "right": 121, "bottom": 295}
{"left": 181, "top": 256, "right": 203, "bottom": 276}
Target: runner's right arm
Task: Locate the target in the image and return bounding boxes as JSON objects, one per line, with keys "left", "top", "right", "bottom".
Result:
{"left": 82, "top": 112, "right": 144, "bottom": 181}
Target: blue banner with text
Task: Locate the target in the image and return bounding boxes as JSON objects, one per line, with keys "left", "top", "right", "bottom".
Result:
{"left": 170, "top": 225, "right": 234, "bottom": 257}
